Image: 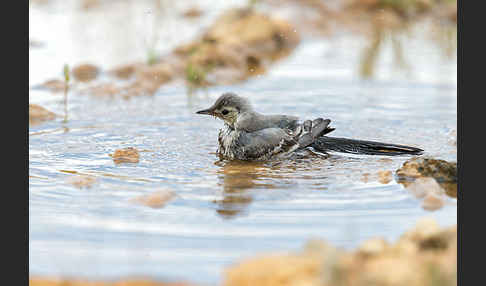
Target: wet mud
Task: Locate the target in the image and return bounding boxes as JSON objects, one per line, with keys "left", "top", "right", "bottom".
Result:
{"left": 224, "top": 218, "right": 456, "bottom": 286}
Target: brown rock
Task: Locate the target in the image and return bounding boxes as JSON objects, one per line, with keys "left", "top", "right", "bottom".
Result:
{"left": 396, "top": 157, "right": 457, "bottom": 198}
{"left": 377, "top": 170, "right": 393, "bottom": 184}
{"left": 66, "top": 175, "right": 97, "bottom": 189}
{"left": 110, "top": 147, "right": 140, "bottom": 164}
{"left": 396, "top": 157, "right": 457, "bottom": 183}
{"left": 29, "top": 104, "right": 58, "bottom": 125}
{"left": 131, "top": 190, "right": 175, "bottom": 209}
{"left": 360, "top": 172, "right": 371, "bottom": 183}
{"left": 72, "top": 64, "right": 100, "bottom": 82}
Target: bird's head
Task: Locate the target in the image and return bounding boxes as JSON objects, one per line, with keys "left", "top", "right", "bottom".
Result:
{"left": 196, "top": 92, "right": 252, "bottom": 128}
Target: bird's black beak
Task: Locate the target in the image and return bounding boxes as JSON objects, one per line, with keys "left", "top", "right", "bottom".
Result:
{"left": 196, "top": 108, "right": 214, "bottom": 115}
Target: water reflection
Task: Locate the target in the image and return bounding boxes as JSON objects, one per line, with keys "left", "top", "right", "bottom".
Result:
{"left": 213, "top": 160, "right": 261, "bottom": 219}
{"left": 398, "top": 180, "right": 457, "bottom": 199}
{"left": 212, "top": 151, "right": 330, "bottom": 219}
{"left": 359, "top": 19, "right": 456, "bottom": 79}
{"left": 29, "top": 2, "right": 457, "bottom": 282}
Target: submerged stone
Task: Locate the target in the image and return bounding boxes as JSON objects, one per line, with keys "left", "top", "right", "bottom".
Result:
{"left": 110, "top": 147, "right": 140, "bottom": 164}
{"left": 66, "top": 175, "right": 97, "bottom": 189}
{"left": 131, "top": 189, "right": 175, "bottom": 209}
{"left": 377, "top": 170, "right": 393, "bottom": 184}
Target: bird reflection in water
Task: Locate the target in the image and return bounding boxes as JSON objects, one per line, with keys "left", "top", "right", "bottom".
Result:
{"left": 212, "top": 150, "right": 330, "bottom": 219}
{"left": 212, "top": 160, "right": 265, "bottom": 219}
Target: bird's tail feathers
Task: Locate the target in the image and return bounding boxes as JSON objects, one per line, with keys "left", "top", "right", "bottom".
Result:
{"left": 312, "top": 136, "right": 423, "bottom": 156}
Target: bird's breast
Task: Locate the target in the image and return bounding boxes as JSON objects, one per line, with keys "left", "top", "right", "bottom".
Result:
{"left": 217, "top": 127, "right": 241, "bottom": 159}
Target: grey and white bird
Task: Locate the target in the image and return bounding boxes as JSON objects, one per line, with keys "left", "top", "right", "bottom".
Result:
{"left": 196, "top": 92, "right": 423, "bottom": 161}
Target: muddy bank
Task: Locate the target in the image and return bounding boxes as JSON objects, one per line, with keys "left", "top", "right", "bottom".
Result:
{"left": 30, "top": 218, "right": 456, "bottom": 286}
{"left": 37, "top": 0, "right": 456, "bottom": 97}
{"left": 224, "top": 218, "right": 456, "bottom": 286}
{"left": 41, "top": 7, "right": 299, "bottom": 98}
{"left": 175, "top": 8, "right": 299, "bottom": 86}
{"left": 29, "top": 278, "right": 191, "bottom": 286}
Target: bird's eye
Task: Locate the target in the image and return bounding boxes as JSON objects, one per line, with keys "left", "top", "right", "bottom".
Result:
{"left": 221, "top": 109, "right": 229, "bottom": 115}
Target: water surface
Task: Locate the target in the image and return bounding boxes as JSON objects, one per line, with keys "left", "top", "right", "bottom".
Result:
{"left": 29, "top": 1, "right": 456, "bottom": 285}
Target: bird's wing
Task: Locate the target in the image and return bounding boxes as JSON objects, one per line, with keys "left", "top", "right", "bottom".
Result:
{"left": 296, "top": 118, "right": 332, "bottom": 148}
{"left": 236, "top": 114, "right": 300, "bottom": 133}
{"left": 263, "top": 115, "right": 334, "bottom": 138}
{"left": 263, "top": 115, "right": 300, "bottom": 130}
{"left": 233, "top": 118, "right": 332, "bottom": 160}
{"left": 234, "top": 128, "right": 299, "bottom": 160}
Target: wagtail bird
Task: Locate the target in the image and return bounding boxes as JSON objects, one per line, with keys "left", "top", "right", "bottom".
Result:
{"left": 196, "top": 92, "right": 423, "bottom": 161}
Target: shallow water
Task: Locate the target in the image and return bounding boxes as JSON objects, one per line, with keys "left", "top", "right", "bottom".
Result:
{"left": 29, "top": 1, "right": 456, "bottom": 285}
